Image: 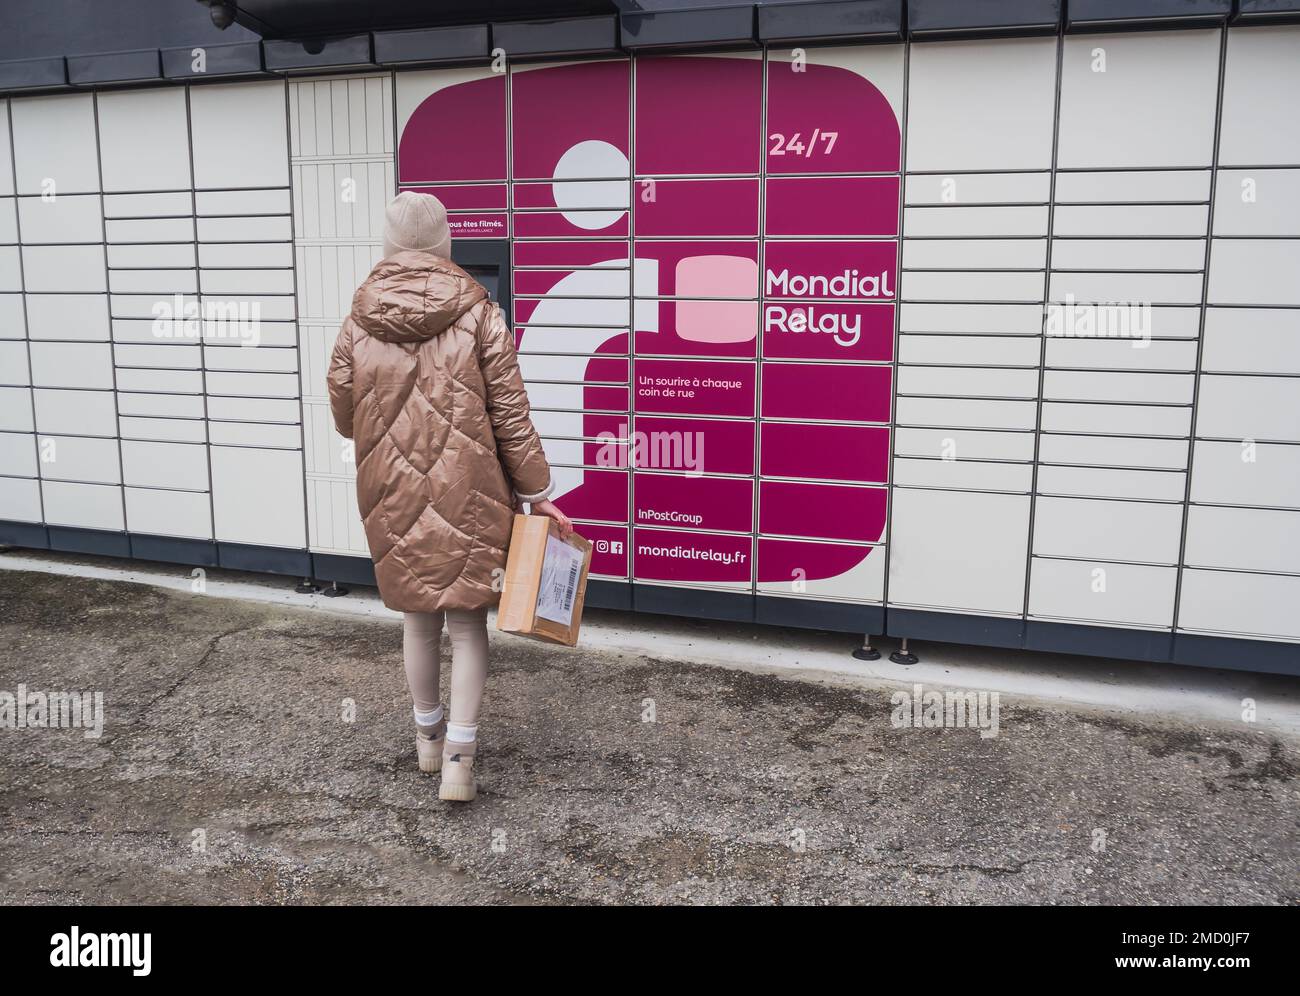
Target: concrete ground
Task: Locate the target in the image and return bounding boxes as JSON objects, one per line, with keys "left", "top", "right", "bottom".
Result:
{"left": 1, "top": 555, "right": 1297, "bottom": 905}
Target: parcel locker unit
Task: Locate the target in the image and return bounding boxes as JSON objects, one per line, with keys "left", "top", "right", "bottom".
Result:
{"left": 0, "top": 13, "right": 1298, "bottom": 675}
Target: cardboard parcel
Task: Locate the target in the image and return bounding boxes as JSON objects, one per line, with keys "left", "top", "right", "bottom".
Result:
{"left": 496, "top": 514, "right": 593, "bottom": 646}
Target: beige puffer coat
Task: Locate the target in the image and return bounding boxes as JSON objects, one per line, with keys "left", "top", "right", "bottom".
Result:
{"left": 327, "top": 251, "right": 553, "bottom": 612}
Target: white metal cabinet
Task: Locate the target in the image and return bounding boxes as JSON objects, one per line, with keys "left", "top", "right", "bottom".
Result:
{"left": 1056, "top": 30, "right": 1219, "bottom": 169}
{"left": 1054, "top": 169, "right": 1210, "bottom": 202}
{"left": 0, "top": 343, "right": 30, "bottom": 390}
{"left": 1196, "top": 376, "right": 1300, "bottom": 441}
{"left": 1213, "top": 169, "right": 1300, "bottom": 237}
{"left": 893, "top": 427, "right": 1036, "bottom": 462}
{"left": 1050, "top": 238, "right": 1206, "bottom": 271}
{"left": 1029, "top": 558, "right": 1177, "bottom": 628}
{"left": 899, "top": 335, "right": 1040, "bottom": 367}
{"left": 0, "top": 247, "right": 20, "bottom": 293}
{"left": 1218, "top": 25, "right": 1300, "bottom": 167}
{"left": 900, "top": 271, "right": 1045, "bottom": 303}
{"left": 1037, "top": 434, "right": 1189, "bottom": 470}
{"left": 1042, "top": 370, "right": 1194, "bottom": 405}
{"left": 1044, "top": 338, "right": 1197, "bottom": 372}
{"left": 0, "top": 475, "right": 41, "bottom": 521}
{"left": 32, "top": 388, "right": 117, "bottom": 436}
{"left": 1189, "top": 440, "right": 1300, "bottom": 508}
{"left": 1033, "top": 497, "right": 1183, "bottom": 564}
{"left": 124, "top": 486, "right": 212, "bottom": 540}
{"left": 120, "top": 440, "right": 210, "bottom": 491}
{"left": 96, "top": 88, "right": 192, "bottom": 192}
{"left": 25, "top": 295, "right": 111, "bottom": 341}
{"left": 896, "top": 397, "right": 1038, "bottom": 431}
{"left": 902, "top": 239, "right": 1046, "bottom": 270}
{"left": 1039, "top": 402, "right": 1191, "bottom": 437}
{"left": 0, "top": 386, "right": 33, "bottom": 432}
{"left": 906, "top": 36, "right": 1057, "bottom": 171}
{"left": 1184, "top": 506, "right": 1300, "bottom": 574}
{"left": 1178, "top": 569, "right": 1300, "bottom": 640}
{"left": 887, "top": 488, "right": 1031, "bottom": 615}
{"left": 10, "top": 94, "right": 100, "bottom": 195}
{"left": 1208, "top": 240, "right": 1300, "bottom": 307}
{"left": 28, "top": 342, "right": 114, "bottom": 390}
{"left": 1037, "top": 465, "right": 1186, "bottom": 502}
{"left": 102, "top": 191, "right": 191, "bottom": 218}
{"left": 1202, "top": 308, "right": 1300, "bottom": 375}
{"left": 893, "top": 458, "right": 1031, "bottom": 493}
{"left": 210, "top": 446, "right": 306, "bottom": 548}
{"left": 189, "top": 82, "right": 290, "bottom": 190}
{"left": 897, "top": 366, "right": 1039, "bottom": 399}
{"left": 35, "top": 434, "right": 120, "bottom": 484}
{"left": 40, "top": 480, "right": 123, "bottom": 530}
{"left": 17, "top": 194, "right": 103, "bottom": 244}
{"left": 21, "top": 246, "right": 107, "bottom": 293}
{"left": 0, "top": 293, "right": 24, "bottom": 338}
{"left": 0, "top": 430, "right": 37, "bottom": 477}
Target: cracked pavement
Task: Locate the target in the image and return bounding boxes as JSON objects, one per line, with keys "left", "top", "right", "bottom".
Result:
{"left": 1, "top": 567, "right": 1297, "bottom": 905}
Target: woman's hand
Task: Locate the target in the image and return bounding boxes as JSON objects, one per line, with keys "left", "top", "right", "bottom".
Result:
{"left": 530, "top": 498, "right": 573, "bottom": 539}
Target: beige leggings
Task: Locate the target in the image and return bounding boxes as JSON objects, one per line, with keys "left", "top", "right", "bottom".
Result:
{"left": 403, "top": 608, "right": 488, "bottom": 744}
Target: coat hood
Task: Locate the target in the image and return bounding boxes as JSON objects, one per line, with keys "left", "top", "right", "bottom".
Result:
{"left": 350, "top": 251, "right": 488, "bottom": 344}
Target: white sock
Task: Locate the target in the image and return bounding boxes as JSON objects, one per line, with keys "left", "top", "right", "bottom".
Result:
{"left": 414, "top": 704, "right": 444, "bottom": 731}
{"left": 447, "top": 722, "right": 477, "bottom": 744}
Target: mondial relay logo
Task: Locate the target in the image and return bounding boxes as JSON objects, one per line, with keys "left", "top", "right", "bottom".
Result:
{"left": 763, "top": 265, "right": 894, "bottom": 349}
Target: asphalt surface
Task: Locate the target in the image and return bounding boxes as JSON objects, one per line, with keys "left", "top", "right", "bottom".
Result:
{"left": 1, "top": 567, "right": 1296, "bottom": 905}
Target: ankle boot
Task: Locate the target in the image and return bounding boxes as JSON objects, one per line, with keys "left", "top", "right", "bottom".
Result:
{"left": 415, "top": 718, "right": 446, "bottom": 774}
{"left": 439, "top": 740, "right": 477, "bottom": 801}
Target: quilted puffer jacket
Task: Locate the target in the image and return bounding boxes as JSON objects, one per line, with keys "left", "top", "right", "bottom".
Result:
{"left": 327, "top": 251, "right": 553, "bottom": 612}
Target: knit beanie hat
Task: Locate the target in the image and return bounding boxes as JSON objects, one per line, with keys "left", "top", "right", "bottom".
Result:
{"left": 382, "top": 191, "right": 452, "bottom": 259}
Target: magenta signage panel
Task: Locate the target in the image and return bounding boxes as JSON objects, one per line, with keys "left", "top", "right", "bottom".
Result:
{"left": 634, "top": 301, "right": 758, "bottom": 358}
{"left": 762, "top": 301, "right": 894, "bottom": 362}
{"left": 513, "top": 241, "right": 630, "bottom": 268}
{"left": 553, "top": 468, "right": 628, "bottom": 522}
{"left": 630, "top": 416, "right": 755, "bottom": 476}
{"left": 763, "top": 241, "right": 899, "bottom": 300}
{"left": 765, "top": 56, "right": 901, "bottom": 173}
{"left": 582, "top": 523, "right": 630, "bottom": 577}
{"left": 765, "top": 176, "right": 900, "bottom": 238}
{"left": 446, "top": 213, "right": 508, "bottom": 239}
{"left": 634, "top": 473, "right": 754, "bottom": 533}
{"left": 759, "top": 481, "right": 887, "bottom": 544}
{"left": 760, "top": 423, "right": 890, "bottom": 484}
{"left": 400, "top": 73, "right": 506, "bottom": 183}
{"left": 512, "top": 61, "right": 629, "bottom": 181}
{"left": 758, "top": 538, "right": 879, "bottom": 584}
{"left": 513, "top": 211, "right": 628, "bottom": 239}
{"left": 397, "top": 46, "right": 902, "bottom": 598}
{"left": 400, "top": 183, "right": 508, "bottom": 210}
{"left": 635, "top": 55, "right": 762, "bottom": 177}
{"left": 633, "top": 241, "right": 760, "bottom": 297}
{"left": 633, "top": 527, "right": 754, "bottom": 585}
{"left": 634, "top": 359, "right": 756, "bottom": 418}
{"left": 761, "top": 363, "right": 891, "bottom": 423}
{"left": 633, "top": 179, "right": 760, "bottom": 237}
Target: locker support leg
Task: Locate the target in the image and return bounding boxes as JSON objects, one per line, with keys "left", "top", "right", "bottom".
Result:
{"left": 322, "top": 581, "right": 349, "bottom": 598}
{"left": 890, "top": 638, "right": 919, "bottom": 666}
{"left": 295, "top": 577, "right": 321, "bottom": 594}
{"left": 851, "top": 636, "right": 881, "bottom": 662}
